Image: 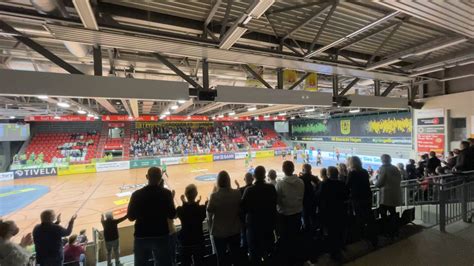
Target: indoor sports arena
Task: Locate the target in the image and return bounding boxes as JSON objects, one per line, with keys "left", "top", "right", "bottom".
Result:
{"left": 0, "top": 1, "right": 474, "bottom": 265}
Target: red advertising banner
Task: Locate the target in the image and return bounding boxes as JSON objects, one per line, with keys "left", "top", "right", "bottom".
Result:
{"left": 108, "top": 122, "right": 125, "bottom": 128}
{"left": 214, "top": 116, "right": 252, "bottom": 122}
{"left": 101, "top": 115, "right": 209, "bottom": 121}
{"left": 163, "top": 115, "right": 209, "bottom": 121}
{"left": 25, "top": 116, "right": 95, "bottom": 122}
{"left": 417, "top": 133, "right": 445, "bottom": 153}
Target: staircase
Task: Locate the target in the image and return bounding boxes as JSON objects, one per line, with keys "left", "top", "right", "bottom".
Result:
{"left": 122, "top": 122, "right": 132, "bottom": 159}
{"left": 96, "top": 123, "right": 109, "bottom": 159}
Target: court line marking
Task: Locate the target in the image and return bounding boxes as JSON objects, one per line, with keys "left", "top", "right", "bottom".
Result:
{"left": 190, "top": 169, "right": 208, "bottom": 173}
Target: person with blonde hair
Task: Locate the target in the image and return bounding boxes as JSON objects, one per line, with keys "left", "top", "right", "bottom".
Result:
{"left": 207, "top": 171, "right": 242, "bottom": 265}
{"left": 0, "top": 220, "right": 33, "bottom": 266}
{"left": 347, "top": 156, "right": 377, "bottom": 246}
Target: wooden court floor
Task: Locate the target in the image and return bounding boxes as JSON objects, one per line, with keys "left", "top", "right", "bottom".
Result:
{"left": 2, "top": 157, "right": 308, "bottom": 241}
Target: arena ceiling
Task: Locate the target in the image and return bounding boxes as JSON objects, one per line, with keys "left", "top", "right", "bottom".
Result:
{"left": 0, "top": 0, "right": 473, "bottom": 119}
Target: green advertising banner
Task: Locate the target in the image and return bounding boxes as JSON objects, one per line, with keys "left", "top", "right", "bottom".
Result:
{"left": 130, "top": 158, "right": 161, "bottom": 169}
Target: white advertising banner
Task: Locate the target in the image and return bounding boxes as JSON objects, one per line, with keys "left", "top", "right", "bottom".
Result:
{"left": 234, "top": 152, "right": 249, "bottom": 160}
{"left": 96, "top": 161, "right": 130, "bottom": 172}
{"left": 161, "top": 156, "right": 188, "bottom": 165}
{"left": 0, "top": 172, "right": 14, "bottom": 182}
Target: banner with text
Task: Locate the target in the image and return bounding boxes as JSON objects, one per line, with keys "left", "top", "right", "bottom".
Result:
{"left": 188, "top": 154, "right": 213, "bottom": 164}
{"left": 96, "top": 161, "right": 130, "bottom": 172}
{"left": 0, "top": 172, "right": 14, "bottom": 182}
{"left": 130, "top": 158, "right": 161, "bottom": 169}
{"left": 415, "top": 109, "right": 445, "bottom": 155}
{"left": 13, "top": 167, "right": 57, "bottom": 178}
{"left": 58, "top": 163, "right": 96, "bottom": 176}
{"left": 161, "top": 156, "right": 188, "bottom": 165}
{"left": 290, "top": 112, "right": 412, "bottom": 144}
{"left": 213, "top": 153, "right": 235, "bottom": 161}
{"left": 255, "top": 150, "right": 275, "bottom": 158}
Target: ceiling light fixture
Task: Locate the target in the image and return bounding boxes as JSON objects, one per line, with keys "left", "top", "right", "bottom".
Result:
{"left": 178, "top": 100, "right": 186, "bottom": 104}
{"left": 57, "top": 102, "right": 70, "bottom": 108}
{"left": 349, "top": 109, "right": 361, "bottom": 113}
{"left": 248, "top": 107, "right": 257, "bottom": 111}
{"left": 87, "top": 113, "right": 94, "bottom": 117}
{"left": 305, "top": 108, "right": 315, "bottom": 112}
{"left": 9, "top": 116, "right": 15, "bottom": 119}
{"left": 170, "top": 105, "right": 179, "bottom": 110}
{"left": 77, "top": 110, "right": 87, "bottom": 114}
{"left": 54, "top": 115, "right": 61, "bottom": 120}
{"left": 164, "top": 111, "right": 171, "bottom": 115}
{"left": 278, "top": 112, "right": 287, "bottom": 116}
{"left": 37, "top": 95, "right": 49, "bottom": 99}
{"left": 228, "top": 112, "right": 236, "bottom": 116}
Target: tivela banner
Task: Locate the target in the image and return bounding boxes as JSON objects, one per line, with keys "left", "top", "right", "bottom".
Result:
{"left": 0, "top": 172, "right": 14, "bottom": 182}
{"left": 96, "top": 161, "right": 130, "bottom": 172}
{"left": 213, "top": 153, "right": 235, "bottom": 161}
{"left": 13, "top": 167, "right": 57, "bottom": 178}
{"left": 130, "top": 158, "right": 161, "bottom": 169}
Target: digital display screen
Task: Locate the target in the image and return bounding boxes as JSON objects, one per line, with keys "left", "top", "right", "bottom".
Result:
{"left": 274, "top": 121, "right": 289, "bottom": 133}
{"left": 0, "top": 123, "right": 30, "bottom": 141}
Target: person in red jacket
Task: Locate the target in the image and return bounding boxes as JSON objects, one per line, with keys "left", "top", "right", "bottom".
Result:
{"left": 63, "top": 234, "right": 85, "bottom": 265}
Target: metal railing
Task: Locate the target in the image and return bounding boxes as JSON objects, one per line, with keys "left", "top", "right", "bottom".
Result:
{"left": 371, "top": 171, "right": 474, "bottom": 232}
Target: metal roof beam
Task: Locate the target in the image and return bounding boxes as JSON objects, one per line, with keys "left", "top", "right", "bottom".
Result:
{"left": 368, "top": 21, "right": 404, "bottom": 64}
{"left": 154, "top": 52, "right": 203, "bottom": 90}
{"left": 129, "top": 99, "right": 139, "bottom": 117}
{"left": 241, "top": 64, "right": 273, "bottom": 89}
{"left": 338, "top": 77, "right": 360, "bottom": 96}
{"left": 0, "top": 20, "right": 83, "bottom": 74}
{"left": 337, "top": 20, "right": 401, "bottom": 51}
{"left": 266, "top": 2, "right": 321, "bottom": 15}
{"left": 380, "top": 82, "right": 398, "bottom": 97}
{"left": 308, "top": 3, "right": 338, "bottom": 53}
{"left": 305, "top": 11, "right": 401, "bottom": 58}
{"left": 288, "top": 73, "right": 310, "bottom": 90}
{"left": 366, "top": 36, "right": 468, "bottom": 71}
{"left": 282, "top": 2, "right": 332, "bottom": 40}
{"left": 205, "top": 0, "right": 222, "bottom": 28}
{"left": 95, "top": 98, "right": 118, "bottom": 113}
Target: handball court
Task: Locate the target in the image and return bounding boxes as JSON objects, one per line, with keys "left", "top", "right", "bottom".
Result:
{"left": 1, "top": 157, "right": 308, "bottom": 241}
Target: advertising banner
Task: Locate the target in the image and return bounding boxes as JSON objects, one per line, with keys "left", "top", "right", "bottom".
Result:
{"left": 415, "top": 109, "right": 445, "bottom": 155}
{"left": 290, "top": 112, "right": 412, "bottom": 144}
{"left": 13, "top": 167, "right": 57, "bottom": 178}
{"left": 255, "top": 150, "right": 275, "bottom": 158}
{"left": 213, "top": 153, "right": 235, "bottom": 161}
{"left": 188, "top": 154, "right": 213, "bottom": 164}
{"left": 130, "top": 158, "right": 161, "bottom": 169}
{"left": 161, "top": 156, "right": 188, "bottom": 165}
{"left": 0, "top": 172, "right": 14, "bottom": 182}
{"left": 96, "top": 161, "right": 130, "bottom": 172}
{"left": 58, "top": 163, "right": 96, "bottom": 176}
{"left": 25, "top": 115, "right": 95, "bottom": 122}
{"left": 304, "top": 72, "right": 318, "bottom": 91}
{"left": 235, "top": 152, "right": 249, "bottom": 159}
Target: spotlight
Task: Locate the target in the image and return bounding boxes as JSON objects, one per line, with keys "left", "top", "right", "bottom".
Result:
{"left": 77, "top": 110, "right": 87, "bottom": 114}
{"left": 57, "top": 102, "right": 70, "bottom": 108}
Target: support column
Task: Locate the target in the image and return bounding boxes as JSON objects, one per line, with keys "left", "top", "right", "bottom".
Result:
{"left": 332, "top": 74, "right": 339, "bottom": 97}
{"left": 202, "top": 58, "right": 209, "bottom": 90}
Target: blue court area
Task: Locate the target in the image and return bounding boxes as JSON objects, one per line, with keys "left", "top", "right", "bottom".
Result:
{"left": 195, "top": 174, "right": 218, "bottom": 182}
{"left": 0, "top": 184, "right": 49, "bottom": 216}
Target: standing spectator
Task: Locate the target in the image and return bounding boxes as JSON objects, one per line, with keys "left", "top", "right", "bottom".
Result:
{"left": 33, "top": 210, "right": 77, "bottom": 266}
{"left": 275, "top": 161, "right": 304, "bottom": 265}
{"left": 237, "top": 172, "right": 253, "bottom": 253}
{"left": 444, "top": 150, "right": 458, "bottom": 170}
{"left": 320, "top": 168, "right": 328, "bottom": 182}
{"left": 406, "top": 159, "right": 417, "bottom": 180}
{"left": 127, "top": 167, "right": 176, "bottom": 266}
{"left": 455, "top": 141, "right": 474, "bottom": 171}
{"left": 101, "top": 212, "right": 127, "bottom": 266}
{"left": 0, "top": 220, "right": 33, "bottom": 266}
{"left": 337, "top": 163, "right": 348, "bottom": 183}
{"left": 207, "top": 171, "right": 242, "bottom": 266}
{"left": 374, "top": 154, "right": 402, "bottom": 236}
{"left": 241, "top": 166, "right": 277, "bottom": 264}
{"left": 367, "top": 166, "right": 374, "bottom": 177}
{"left": 63, "top": 234, "right": 85, "bottom": 265}
{"left": 426, "top": 151, "right": 441, "bottom": 175}
{"left": 177, "top": 184, "right": 207, "bottom": 266}
{"left": 267, "top": 169, "right": 278, "bottom": 186}
{"left": 417, "top": 154, "right": 428, "bottom": 177}
{"left": 299, "top": 164, "right": 320, "bottom": 232}
{"left": 76, "top": 229, "right": 88, "bottom": 244}
{"left": 397, "top": 163, "right": 408, "bottom": 181}
{"left": 346, "top": 156, "right": 377, "bottom": 246}
{"left": 318, "top": 166, "right": 348, "bottom": 262}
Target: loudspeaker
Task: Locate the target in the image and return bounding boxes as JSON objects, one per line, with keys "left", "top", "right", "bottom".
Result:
{"left": 198, "top": 90, "right": 217, "bottom": 101}
{"left": 332, "top": 96, "right": 352, "bottom": 107}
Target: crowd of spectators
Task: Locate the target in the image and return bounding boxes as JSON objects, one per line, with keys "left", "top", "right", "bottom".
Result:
{"left": 130, "top": 126, "right": 238, "bottom": 157}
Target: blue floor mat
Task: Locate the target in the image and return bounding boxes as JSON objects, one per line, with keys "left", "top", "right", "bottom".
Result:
{"left": 0, "top": 184, "right": 49, "bottom": 216}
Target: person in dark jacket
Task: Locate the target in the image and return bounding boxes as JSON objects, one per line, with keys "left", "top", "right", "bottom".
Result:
{"left": 346, "top": 156, "right": 377, "bottom": 246}
{"left": 417, "top": 154, "right": 428, "bottom": 178}
{"left": 33, "top": 210, "right": 77, "bottom": 266}
{"left": 127, "top": 167, "right": 176, "bottom": 266}
{"left": 444, "top": 150, "right": 458, "bottom": 170}
{"left": 455, "top": 141, "right": 474, "bottom": 172}
{"left": 318, "top": 166, "right": 348, "bottom": 262}
{"left": 176, "top": 184, "right": 207, "bottom": 266}
{"left": 101, "top": 212, "right": 127, "bottom": 266}
{"left": 241, "top": 165, "right": 278, "bottom": 264}
{"left": 299, "top": 164, "right": 320, "bottom": 232}
{"left": 406, "top": 159, "right": 417, "bottom": 180}
{"left": 426, "top": 151, "right": 441, "bottom": 175}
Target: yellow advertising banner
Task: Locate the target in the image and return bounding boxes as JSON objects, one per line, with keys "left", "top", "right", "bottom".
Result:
{"left": 304, "top": 73, "right": 318, "bottom": 91}
{"left": 114, "top": 198, "right": 130, "bottom": 206}
{"left": 255, "top": 150, "right": 275, "bottom": 158}
{"left": 58, "top": 163, "right": 96, "bottom": 176}
{"left": 283, "top": 69, "right": 298, "bottom": 86}
{"left": 187, "top": 154, "right": 213, "bottom": 164}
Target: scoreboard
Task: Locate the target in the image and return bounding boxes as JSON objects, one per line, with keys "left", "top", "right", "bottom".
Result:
{"left": 0, "top": 123, "right": 30, "bottom": 141}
